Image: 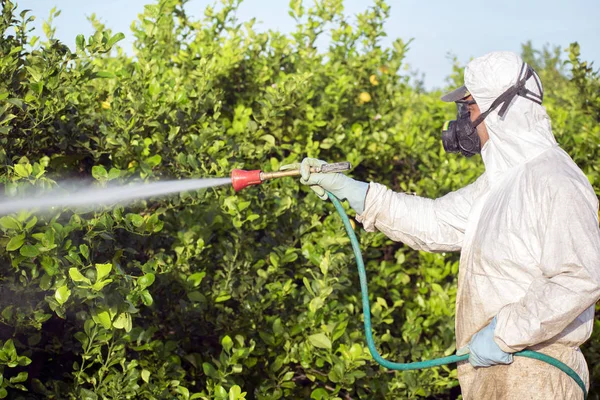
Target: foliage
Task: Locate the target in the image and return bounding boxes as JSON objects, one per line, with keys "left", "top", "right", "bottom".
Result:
{"left": 0, "top": 0, "right": 598, "bottom": 398}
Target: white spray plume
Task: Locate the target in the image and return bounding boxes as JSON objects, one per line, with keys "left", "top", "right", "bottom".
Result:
{"left": 0, "top": 178, "right": 232, "bottom": 216}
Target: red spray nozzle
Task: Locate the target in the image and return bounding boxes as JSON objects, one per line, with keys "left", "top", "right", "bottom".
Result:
{"left": 231, "top": 169, "right": 263, "bottom": 192}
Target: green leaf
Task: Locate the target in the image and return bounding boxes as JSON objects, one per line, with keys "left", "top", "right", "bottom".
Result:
{"left": 6, "top": 233, "right": 25, "bottom": 251}
{"left": 187, "top": 272, "right": 206, "bottom": 287}
{"left": 145, "top": 154, "right": 162, "bottom": 168}
{"left": 6, "top": 98, "right": 22, "bottom": 108}
{"left": 79, "top": 244, "right": 89, "bottom": 260}
{"left": 25, "top": 66, "right": 42, "bottom": 82}
{"left": 84, "top": 319, "right": 95, "bottom": 337}
{"left": 221, "top": 335, "right": 233, "bottom": 352}
{"left": 14, "top": 164, "right": 29, "bottom": 177}
{"left": 273, "top": 318, "right": 284, "bottom": 336}
{"left": 20, "top": 244, "right": 40, "bottom": 257}
{"left": 6, "top": 97, "right": 22, "bottom": 109}
{"left": 202, "top": 362, "right": 219, "bottom": 379}
{"left": 215, "top": 386, "right": 227, "bottom": 398}
{"left": 91, "top": 165, "right": 107, "bottom": 180}
{"left": 128, "top": 214, "right": 144, "bottom": 227}
{"left": 30, "top": 81, "right": 43, "bottom": 94}
{"left": 309, "top": 297, "right": 324, "bottom": 313}
{"left": 140, "top": 290, "right": 153, "bottom": 306}
{"left": 18, "top": 355, "right": 32, "bottom": 366}
{"left": 76, "top": 34, "right": 85, "bottom": 51}
{"left": 302, "top": 277, "right": 315, "bottom": 296}
{"left": 10, "top": 371, "right": 28, "bottom": 384}
{"left": 25, "top": 216, "right": 38, "bottom": 231}
{"left": 328, "top": 362, "right": 344, "bottom": 383}
{"left": 91, "top": 279, "right": 113, "bottom": 291}
{"left": 106, "top": 32, "right": 125, "bottom": 48}
{"left": 95, "top": 310, "right": 112, "bottom": 329}
{"left": 177, "top": 386, "right": 190, "bottom": 398}
{"left": 108, "top": 168, "right": 121, "bottom": 180}
{"left": 80, "top": 388, "right": 98, "bottom": 400}
{"left": 308, "top": 333, "right": 331, "bottom": 350}
{"left": 187, "top": 291, "right": 204, "bottom": 303}
{"left": 310, "top": 388, "right": 329, "bottom": 400}
{"left": 0, "top": 216, "right": 21, "bottom": 230}
{"left": 260, "top": 134, "right": 276, "bottom": 146}
{"left": 141, "top": 369, "right": 151, "bottom": 383}
{"left": 69, "top": 268, "right": 91, "bottom": 285}
{"left": 332, "top": 319, "right": 348, "bottom": 342}
{"left": 3, "top": 338, "right": 16, "bottom": 358}
{"left": 238, "top": 200, "right": 251, "bottom": 211}
{"left": 41, "top": 256, "right": 58, "bottom": 276}
{"left": 215, "top": 293, "right": 231, "bottom": 303}
{"left": 112, "top": 312, "right": 132, "bottom": 332}
{"left": 55, "top": 285, "right": 71, "bottom": 305}
{"left": 95, "top": 71, "right": 116, "bottom": 79}
{"left": 137, "top": 273, "right": 155, "bottom": 289}
{"left": 39, "top": 274, "right": 52, "bottom": 290}
{"left": 0, "top": 114, "right": 16, "bottom": 126}
{"left": 229, "top": 385, "right": 243, "bottom": 400}
{"left": 95, "top": 263, "right": 112, "bottom": 281}
{"left": 2, "top": 306, "right": 13, "bottom": 320}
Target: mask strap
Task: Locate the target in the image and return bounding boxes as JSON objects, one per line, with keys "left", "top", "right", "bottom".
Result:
{"left": 519, "top": 68, "right": 543, "bottom": 104}
{"left": 471, "top": 63, "right": 543, "bottom": 128}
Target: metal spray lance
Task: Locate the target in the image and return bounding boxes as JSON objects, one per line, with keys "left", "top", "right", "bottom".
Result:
{"left": 230, "top": 161, "right": 352, "bottom": 191}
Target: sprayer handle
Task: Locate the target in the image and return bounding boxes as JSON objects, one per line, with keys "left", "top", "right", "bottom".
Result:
{"left": 260, "top": 161, "right": 352, "bottom": 181}
{"left": 316, "top": 162, "right": 352, "bottom": 173}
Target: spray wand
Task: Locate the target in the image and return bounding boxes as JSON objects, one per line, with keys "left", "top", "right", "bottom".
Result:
{"left": 230, "top": 161, "right": 352, "bottom": 191}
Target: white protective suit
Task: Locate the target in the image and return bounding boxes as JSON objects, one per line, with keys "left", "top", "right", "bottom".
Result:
{"left": 356, "top": 51, "right": 600, "bottom": 399}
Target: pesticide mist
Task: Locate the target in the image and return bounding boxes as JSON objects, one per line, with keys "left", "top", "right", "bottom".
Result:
{"left": 0, "top": 178, "right": 232, "bottom": 216}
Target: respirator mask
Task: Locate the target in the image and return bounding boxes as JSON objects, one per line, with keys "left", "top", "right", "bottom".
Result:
{"left": 441, "top": 99, "right": 481, "bottom": 157}
{"left": 441, "top": 63, "right": 544, "bottom": 157}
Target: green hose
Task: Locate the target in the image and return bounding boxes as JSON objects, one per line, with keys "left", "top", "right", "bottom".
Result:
{"left": 326, "top": 192, "right": 587, "bottom": 399}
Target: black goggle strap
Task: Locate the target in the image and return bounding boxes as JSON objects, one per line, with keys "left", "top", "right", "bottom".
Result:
{"left": 520, "top": 68, "right": 544, "bottom": 104}
{"left": 471, "top": 63, "right": 543, "bottom": 128}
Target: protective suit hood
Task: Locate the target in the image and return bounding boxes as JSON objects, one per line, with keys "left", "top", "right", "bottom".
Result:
{"left": 464, "top": 51, "right": 558, "bottom": 185}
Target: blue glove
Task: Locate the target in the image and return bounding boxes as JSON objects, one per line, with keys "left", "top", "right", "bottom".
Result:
{"left": 467, "top": 317, "right": 513, "bottom": 368}
{"left": 281, "top": 158, "right": 369, "bottom": 214}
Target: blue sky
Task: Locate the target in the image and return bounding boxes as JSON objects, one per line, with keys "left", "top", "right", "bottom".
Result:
{"left": 17, "top": 0, "right": 600, "bottom": 90}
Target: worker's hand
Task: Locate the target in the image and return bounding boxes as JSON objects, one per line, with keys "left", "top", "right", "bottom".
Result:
{"left": 280, "top": 158, "right": 328, "bottom": 199}
{"left": 467, "top": 317, "right": 513, "bottom": 368}
{"left": 280, "top": 157, "right": 370, "bottom": 214}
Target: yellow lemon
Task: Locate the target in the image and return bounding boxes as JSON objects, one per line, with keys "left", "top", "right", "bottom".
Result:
{"left": 359, "top": 92, "right": 371, "bottom": 103}
{"left": 101, "top": 101, "right": 111, "bottom": 110}
{"left": 369, "top": 74, "right": 379, "bottom": 86}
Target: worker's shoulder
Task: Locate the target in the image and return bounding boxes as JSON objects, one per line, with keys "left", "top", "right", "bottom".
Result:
{"left": 525, "top": 148, "right": 596, "bottom": 202}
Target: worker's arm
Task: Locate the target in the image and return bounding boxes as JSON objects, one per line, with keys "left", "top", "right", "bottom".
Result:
{"left": 494, "top": 177, "right": 600, "bottom": 352}
{"left": 356, "top": 174, "right": 488, "bottom": 252}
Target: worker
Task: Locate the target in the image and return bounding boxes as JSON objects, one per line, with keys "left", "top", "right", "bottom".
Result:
{"left": 283, "top": 51, "right": 600, "bottom": 399}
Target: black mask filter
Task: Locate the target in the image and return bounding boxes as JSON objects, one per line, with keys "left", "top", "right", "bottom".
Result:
{"left": 441, "top": 63, "right": 543, "bottom": 158}
{"left": 441, "top": 100, "right": 481, "bottom": 157}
